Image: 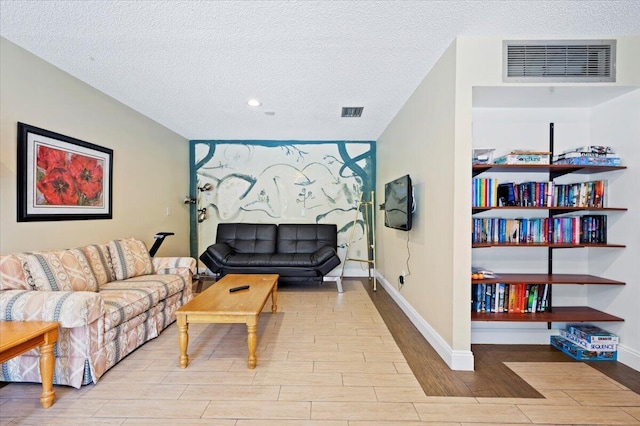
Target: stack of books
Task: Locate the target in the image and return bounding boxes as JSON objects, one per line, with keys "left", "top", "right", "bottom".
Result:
{"left": 550, "top": 324, "right": 618, "bottom": 361}
{"left": 553, "top": 145, "right": 621, "bottom": 166}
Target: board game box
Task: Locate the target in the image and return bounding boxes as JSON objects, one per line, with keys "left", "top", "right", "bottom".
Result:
{"left": 559, "top": 330, "right": 617, "bottom": 351}
{"left": 550, "top": 336, "right": 617, "bottom": 361}
{"left": 567, "top": 324, "right": 619, "bottom": 343}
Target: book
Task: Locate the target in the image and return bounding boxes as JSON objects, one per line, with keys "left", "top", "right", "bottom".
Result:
{"left": 567, "top": 324, "right": 619, "bottom": 343}
{"left": 550, "top": 336, "right": 617, "bottom": 361}
{"left": 559, "top": 330, "right": 617, "bottom": 351}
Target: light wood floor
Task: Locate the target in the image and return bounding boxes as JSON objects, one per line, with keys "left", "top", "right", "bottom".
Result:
{"left": 1, "top": 278, "right": 639, "bottom": 425}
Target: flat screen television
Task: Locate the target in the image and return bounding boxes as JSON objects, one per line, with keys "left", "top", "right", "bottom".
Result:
{"left": 384, "top": 174, "right": 413, "bottom": 231}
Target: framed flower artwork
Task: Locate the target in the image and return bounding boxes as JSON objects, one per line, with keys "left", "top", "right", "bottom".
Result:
{"left": 17, "top": 122, "right": 113, "bottom": 222}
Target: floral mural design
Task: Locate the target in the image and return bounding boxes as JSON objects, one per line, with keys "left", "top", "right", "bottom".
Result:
{"left": 191, "top": 141, "right": 375, "bottom": 273}
{"left": 35, "top": 145, "right": 104, "bottom": 207}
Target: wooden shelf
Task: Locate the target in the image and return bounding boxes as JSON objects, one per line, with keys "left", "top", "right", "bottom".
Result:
{"left": 471, "top": 306, "right": 624, "bottom": 322}
{"left": 472, "top": 164, "right": 626, "bottom": 178}
{"left": 472, "top": 242, "right": 625, "bottom": 248}
{"left": 472, "top": 273, "right": 624, "bottom": 285}
{"left": 472, "top": 206, "right": 627, "bottom": 215}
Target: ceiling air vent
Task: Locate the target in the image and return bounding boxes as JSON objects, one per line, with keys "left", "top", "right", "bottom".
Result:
{"left": 503, "top": 40, "right": 616, "bottom": 83}
{"left": 341, "top": 107, "right": 364, "bottom": 118}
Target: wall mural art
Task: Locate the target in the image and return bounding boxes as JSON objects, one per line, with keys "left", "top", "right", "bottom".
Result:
{"left": 191, "top": 140, "right": 375, "bottom": 276}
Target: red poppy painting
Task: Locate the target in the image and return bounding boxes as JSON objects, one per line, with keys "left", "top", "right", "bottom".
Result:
{"left": 17, "top": 123, "right": 113, "bottom": 221}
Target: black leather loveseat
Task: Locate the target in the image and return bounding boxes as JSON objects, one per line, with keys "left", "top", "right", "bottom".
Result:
{"left": 199, "top": 223, "right": 342, "bottom": 290}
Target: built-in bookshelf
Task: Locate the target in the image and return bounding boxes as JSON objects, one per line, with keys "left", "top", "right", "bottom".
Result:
{"left": 471, "top": 123, "right": 626, "bottom": 324}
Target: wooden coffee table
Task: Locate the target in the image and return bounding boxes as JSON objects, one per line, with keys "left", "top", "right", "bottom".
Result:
{"left": 0, "top": 321, "right": 59, "bottom": 408}
{"left": 176, "top": 274, "right": 278, "bottom": 369}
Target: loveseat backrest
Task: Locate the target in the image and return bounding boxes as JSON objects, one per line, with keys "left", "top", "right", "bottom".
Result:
{"left": 216, "top": 223, "right": 277, "bottom": 254}
{"left": 277, "top": 224, "right": 338, "bottom": 254}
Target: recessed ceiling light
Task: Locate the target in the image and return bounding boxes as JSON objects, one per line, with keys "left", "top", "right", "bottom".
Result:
{"left": 247, "top": 98, "right": 261, "bottom": 107}
{"left": 264, "top": 111, "right": 275, "bottom": 116}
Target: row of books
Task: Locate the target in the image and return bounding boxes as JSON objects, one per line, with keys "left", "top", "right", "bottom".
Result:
{"left": 472, "top": 178, "right": 499, "bottom": 207}
{"left": 550, "top": 324, "right": 618, "bottom": 361}
{"left": 473, "top": 178, "right": 608, "bottom": 208}
{"left": 498, "top": 180, "right": 607, "bottom": 208}
{"left": 472, "top": 283, "right": 549, "bottom": 313}
{"left": 472, "top": 215, "right": 608, "bottom": 244}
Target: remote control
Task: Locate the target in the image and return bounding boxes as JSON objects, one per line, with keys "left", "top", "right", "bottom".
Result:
{"left": 229, "top": 285, "right": 250, "bottom": 292}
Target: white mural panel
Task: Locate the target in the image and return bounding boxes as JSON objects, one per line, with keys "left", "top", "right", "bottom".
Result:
{"left": 193, "top": 141, "right": 375, "bottom": 276}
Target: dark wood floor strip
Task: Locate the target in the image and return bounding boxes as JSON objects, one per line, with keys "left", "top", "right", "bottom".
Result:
{"left": 361, "top": 278, "right": 640, "bottom": 397}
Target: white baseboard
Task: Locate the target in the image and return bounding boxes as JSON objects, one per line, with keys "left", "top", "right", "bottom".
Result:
{"left": 471, "top": 324, "right": 555, "bottom": 344}
{"left": 327, "top": 267, "right": 372, "bottom": 278}
{"left": 617, "top": 344, "right": 640, "bottom": 372}
{"left": 375, "top": 272, "right": 474, "bottom": 371}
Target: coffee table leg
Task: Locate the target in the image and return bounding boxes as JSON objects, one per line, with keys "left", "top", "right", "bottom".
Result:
{"left": 271, "top": 282, "right": 278, "bottom": 313}
{"left": 177, "top": 315, "right": 189, "bottom": 368}
{"left": 247, "top": 316, "right": 258, "bottom": 369}
{"left": 39, "top": 329, "right": 57, "bottom": 408}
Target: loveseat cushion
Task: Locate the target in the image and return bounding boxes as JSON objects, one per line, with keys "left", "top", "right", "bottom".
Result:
{"left": 0, "top": 254, "right": 32, "bottom": 291}
{"left": 277, "top": 224, "right": 338, "bottom": 254}
{"left": 26, "top": 249, "right": 98, "bottom": 292}
{"left": 109, "top": 237, "right": 153, "bottom": 280}
{"left": 216, "top": 223, "right": 277, "bottom": 254}
{"left": 80, "top": 243, "right": 115, "bottom": 286}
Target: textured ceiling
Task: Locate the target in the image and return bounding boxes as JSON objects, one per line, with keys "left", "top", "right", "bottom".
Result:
{"left": 1, "top": 1, "right": 639, "bottom": 141}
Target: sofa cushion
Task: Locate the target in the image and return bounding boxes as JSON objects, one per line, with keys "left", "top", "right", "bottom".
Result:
{"left": 216, "top": 223, "right": 277, "bottom": 254}
{"left": 0, "top": 253, "right": 32, "bottom": 291}
{"left": 100, "top": 287, "right": 161, "bottom": 331}
{"left": 26, "top": 249, "right": 98, "bottom": 292}
{"left": 100, "top": 274, "right": 187, "bottom": 301}
{"left": 80, "top": 243, "right": 115, "bottom": 287}
{"left": 108, "top": 238, "right": 153, "bottom": 280}
{"left": 277, "top": 224, "right": 338, "bottom": 254}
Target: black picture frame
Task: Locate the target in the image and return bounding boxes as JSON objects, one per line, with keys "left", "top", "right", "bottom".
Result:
{"left": 17, "top": 122, "right": 113, "bottom": 222}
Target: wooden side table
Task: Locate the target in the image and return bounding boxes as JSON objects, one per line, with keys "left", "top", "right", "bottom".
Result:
{"left": 0, "top": 321, "right": 59, "bottom": 408}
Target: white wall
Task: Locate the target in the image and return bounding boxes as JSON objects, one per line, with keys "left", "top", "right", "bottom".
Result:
{"left": 0, "top": 38, "right": 190, "bottom": 256}
{"left": 589, "top": 90, "right": 640, "bottom": 370}
{"left": 460, "top": 36, "right": 640, "bottom": 371}
{"left": 376, "top": 40, "right": 474, "bottom": 370}
{"left": 376, "top": 35, "right": 639, "bottom": 371}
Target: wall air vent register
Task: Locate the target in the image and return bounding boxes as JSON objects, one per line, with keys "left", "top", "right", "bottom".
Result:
{"left": 503, "top": 40, "right": 616, "bottom": 83}
{"left": 341, "top": 107, "right": 364, "bottom": 118}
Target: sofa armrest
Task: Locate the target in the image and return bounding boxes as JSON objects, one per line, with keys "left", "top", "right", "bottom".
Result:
{"left": 0, "top": 290, "right": 104, "bottom": 328}
{"left": 207, "top": 243, "right": 235, "bottom": 261}
{"left": 153, "top": 257, "right": 196, "bottom": 278}
{"left": 311, "top": 246, "right": 339, "bottom": 265}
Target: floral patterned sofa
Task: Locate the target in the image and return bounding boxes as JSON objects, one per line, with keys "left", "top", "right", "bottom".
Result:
{"left": 0, "top": 237, "right": 194, "bottom": 388}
